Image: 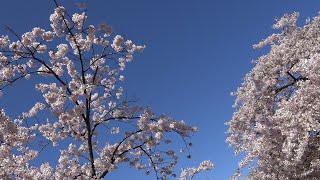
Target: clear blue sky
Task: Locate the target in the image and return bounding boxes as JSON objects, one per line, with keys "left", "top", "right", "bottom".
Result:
{"left": 1, "top": 0, "right": 320, "bottom": 179}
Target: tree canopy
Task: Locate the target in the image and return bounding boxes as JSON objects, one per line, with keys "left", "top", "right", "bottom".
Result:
{"left": 227, "top": 12, "right": 320, "bottom": 179}
{"left": 0, "top": 1, "right": 212, "bottom": 179}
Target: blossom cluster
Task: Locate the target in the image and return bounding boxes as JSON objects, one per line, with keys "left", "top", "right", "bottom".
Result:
{"left": 179, "top": 160, "right": 214, "bottom": 180}
{"left": 0, "top": 2, "right": 209, "bottom": 179}
{"left": 227, "top": 12, "right": 320, "bottom": 179}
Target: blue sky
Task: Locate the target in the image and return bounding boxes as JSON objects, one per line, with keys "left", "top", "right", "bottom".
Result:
{"left": 1, "top": 0, "right": 320, "bottom": 179}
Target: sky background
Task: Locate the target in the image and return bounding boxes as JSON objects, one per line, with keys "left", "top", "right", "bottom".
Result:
{"left": 1, "top": 0, "right": 320, "bottom": 179}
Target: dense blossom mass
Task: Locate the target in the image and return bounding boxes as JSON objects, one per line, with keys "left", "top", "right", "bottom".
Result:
{"left": 227, "top": 12, "right": 320, "bottom": 179}
{"left": 0, "top": 1, "right": 212, "bottom": 179}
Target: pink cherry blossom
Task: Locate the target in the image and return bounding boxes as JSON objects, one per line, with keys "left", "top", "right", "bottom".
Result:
{"left": 0, "top": 1, "right": 212, "bottom": 179}
{"left": 227, "top": 11, "right": 320, "bottom": 179}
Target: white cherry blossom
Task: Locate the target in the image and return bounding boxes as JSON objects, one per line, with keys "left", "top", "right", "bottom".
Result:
{"left": 227, "top": 12, "right": 320, "bottom": 179}
{"left": 0, "top": 1, "right": 212, "bottom": 179}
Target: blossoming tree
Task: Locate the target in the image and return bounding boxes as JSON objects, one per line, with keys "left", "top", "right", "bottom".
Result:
{"left": 0, "top": 1, "right": 212, "bottom": 179}
{"left": 227, "top": 12, "right": 320, "bottom": 179}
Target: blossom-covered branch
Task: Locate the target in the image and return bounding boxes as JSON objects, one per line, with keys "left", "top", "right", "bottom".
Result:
{"left": 227, "top": 12, "right": 320, "bottom": 179}
{"left": 0, "top": 1, "right": 212, "bottom": 179}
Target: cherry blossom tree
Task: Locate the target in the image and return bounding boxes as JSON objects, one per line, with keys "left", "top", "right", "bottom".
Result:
{"left": 227, "top": 12, "right": 320, "bottom": 179}
{"left": 0, "top": 1, "right": 213, "bottom": 179}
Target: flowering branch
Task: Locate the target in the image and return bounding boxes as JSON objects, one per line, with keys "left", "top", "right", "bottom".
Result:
{"left": 0, "top": 1, "right": 213, "bottom": 179}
